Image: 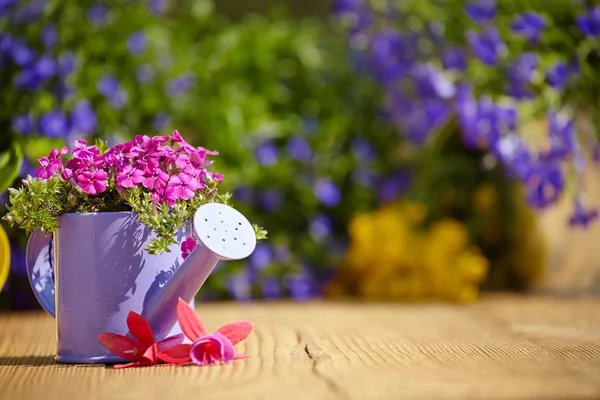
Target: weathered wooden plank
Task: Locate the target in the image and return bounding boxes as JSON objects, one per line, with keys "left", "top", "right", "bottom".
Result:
{"left": 0, "top": 296, "right": 599, "bottom": 400}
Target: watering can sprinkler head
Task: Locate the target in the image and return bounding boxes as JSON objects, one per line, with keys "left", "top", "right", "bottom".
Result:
{"left": 142, "top": 202, "right": 257, "bottom": 339}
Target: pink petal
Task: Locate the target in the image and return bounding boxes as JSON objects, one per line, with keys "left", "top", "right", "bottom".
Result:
{"left": 97, "top": 333, "right": 147, "bottom": 360}
{"left": 233, "top": 354, "right": 250, "bottom": 360}
{"left": 156, "top": 333, "right": 185, "bottom": 353}
{"left": 216, "top": 321, "right": 254, "bottom": 346}
{"left": 126, "top": 310, "right": 155, "bottom": 346}
{"left": 176, "top": 298, "right": 207, "bottom": 341}
{"left": 157, "top": 344, "right": 192, "bottom": 365}
{"left": 213, "top": 332, "right": 235, "bottom": 362}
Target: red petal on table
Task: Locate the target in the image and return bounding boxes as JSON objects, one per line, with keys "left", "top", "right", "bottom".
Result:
{"left": 233, "top": 354, "right": 250, "bottom": 360}
{"left": 176, "top": 298, "right": 207, "bottom": 341}
{"left": 143, "top": 343, "right": 158, "bottom": 364}
{"left": 217, "top": 321, "right": 254, "bottom": 345}
{"left": 126, "top": 310, "right": 155, "bottom": 346}
{"left": 158, "top": 344, "right": 193, "bottom": 365}
{"left": 98, "top": 333, "right": 147, "bottom": 361}
{"left": 113, "top": 359, "right": 154, "bottom": 369}
{"left": 157, "top": 333, "right": 185, "bottom": 353}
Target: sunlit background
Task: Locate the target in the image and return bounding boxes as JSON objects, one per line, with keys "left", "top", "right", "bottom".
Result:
{"left": 1, "top": 0, "right": 600, "bottom": 310}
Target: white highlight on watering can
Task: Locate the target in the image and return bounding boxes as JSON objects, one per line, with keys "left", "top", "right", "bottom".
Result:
{"left": 193, "top": 202, "right": 256, "bottom": 260}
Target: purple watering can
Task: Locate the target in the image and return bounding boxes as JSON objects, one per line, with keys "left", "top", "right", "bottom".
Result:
{"left": 25, "top": 202, "right": 256, "bottom": 364}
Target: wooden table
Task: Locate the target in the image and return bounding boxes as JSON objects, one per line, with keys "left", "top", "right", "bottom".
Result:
{"left": 1, "top": 295, "right": 599, "bottom": 400}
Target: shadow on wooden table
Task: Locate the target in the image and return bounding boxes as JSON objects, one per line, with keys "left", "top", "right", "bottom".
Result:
{"left": 0, "top": 356, "right": 55, "bottom": 366}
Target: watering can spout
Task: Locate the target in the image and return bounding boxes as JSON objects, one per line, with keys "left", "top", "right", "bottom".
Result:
{"left": 141, "top": 202, "right": 257, "bottom": 339}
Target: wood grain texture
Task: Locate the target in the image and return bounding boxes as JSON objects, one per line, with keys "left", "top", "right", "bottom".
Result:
{"left": 0, "top": 295, "right": 599, "bottom": 400}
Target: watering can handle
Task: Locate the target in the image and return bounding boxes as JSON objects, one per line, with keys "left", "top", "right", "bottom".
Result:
{"left": 25, "top": 229, "right": 56, "bottom": 317}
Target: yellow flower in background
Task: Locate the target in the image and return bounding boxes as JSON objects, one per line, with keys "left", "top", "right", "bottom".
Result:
{"left": 0, "top": 224, "right": 10, "bottom": 292}
{"left": 332, "top": 201, "right": 489, "bottom": 303}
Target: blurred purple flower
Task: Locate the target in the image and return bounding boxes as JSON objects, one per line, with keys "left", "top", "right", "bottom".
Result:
{"left": 351, "top": 138, "right": 376, "bottom": 161}
{"left": 466, "top": 27, "right": 506, "bottom": 66}
{"left": 379, "top": 171, "right": 411, "bottom": 203}
{"left": 508, "top": 53, "right": 538, "bottom": 83}
{"left": 412, "top": 63, "right": 456, "bottom": 99}
{"left": 314, "top": 179, "right": 341, "bottom": 207}
{"left": 506, "top": 53, "right": 538, "bottom": 99}
{"left": 40, "top": 110, "right": 68, "bottom": 138}
{"left": 0, "top": 0, "right": 18, "bottom": 17}
{"left": 457, "top": 85, "right": 504, "bottom": 149}
{"left": 577, "top": 7, "right": 600, "bottom": 37}
{"left": 166, "top": 73, "right": 195, "bottom": 96}
{"left": 255, "top": 139, "right": 279, "bottom": 166}
{"left": 97, "top": 75, "right": 119, "bottom": 98}
{"left": 226, "top": 271, "right": 252, "bottom": 302}
{"left": 20, "top": 157, "right": 37, "bottom": 177}
{"left": 14, "top": 68, "right": 41, "bottom": 91}
{"left": 70, "top": 100, "right": 96, "bottom": 135}
{"left": 442, "top": 47, "right": 467, "bottom": 71}
{"left": 369, "top": 28, "right": 411, "bottom": 84}
{"left": 310, "top": 214, "right": 333, "bottom": 239}
{"left": 41, "top": 24, "right": 58, "bottom": 48}
{"left": 261, "top": 277, "right": 280, "bottom": 300}
{"left": 58, "top": 51, "right": 75, "bottom": 76}
{"left": 12, "top": 0, "right": 45, "bottom": 23}
{"left": 10, "top": 40, "right": 35, "bottom": 67}
{"left": 287, "top": 136, "right": 312, "bottom": 162}
{"left": 465, "top": 0, "right": 495, "bottom": 23}
{"left": 389, "top": 95, "right": 450, "bottom": 145}
{"left": 256, "top": 189, "right": 283, "bottom": 213}
{"left": 492, "top": 133, "right": 531, "bottom": 180}
{"left": 10, "top": 245, "right": 26, "bottom": 276}
{"left": 547, "top": 110, "right": 574, "bottom": 160}
{"left": 511, "top": 12, "right": 546, "bottom": 43}
{"left": 524, "top": 161, "right": 564, "bottom": 209}
{"left": 35, "top": 55, "right": 56, "bottom": 79}
{"left": 233, "top": 186, "right": 253, "bottom": 204}
{"left": 127, "top": 31, "right": 147, "bottom": 55}
{"left": 249, "top": 243, "right": 272, "bottom": 272}
{"left": 88, "top": 5, "right": 108, "bottom": 25}
{"left": 287, "top": 271, "right": 316, "bottom": 301}
{"left": 153, "top": 112, "right": 170, "bottom": 131}
{"left": 546, "top": 62, "right": 568, "bottom": 90}
{"left": 332, "top": 0, "right": 364, "bottom": 15}
{"left": 110, "top": 89, "right": 128, "bottom": 109}
{"left": 273, "top": 245, "right": 291, "bottom": 263}
{"left": 569, "top": 198, "right": 598, "bottom": 228}
{"left": 149, "top": 0, "right": 168, "bottom": 15}
{"left": 12, "top": 114, "right": 35, "bottom": 135}
{"left": 136, "top": 64, "right": 155, "bottom": 83}
{"left": 352, "top": 167, "right": 377, "bottom": 187}
{"left": 0, "top": 33, "right": 12, "bottom": 54}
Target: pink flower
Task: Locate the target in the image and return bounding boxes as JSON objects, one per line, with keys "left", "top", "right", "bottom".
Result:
{"left": 166, "top": 173, "right": 199, "bottom": 202}
{"left": 171, "top": 130, "right": 183, "bottom": 143}
{"left": 116, "top": 165, "right": 145, "bottom": 188}
{"left": 61, "top": 168, "right": 73, "bottom": 180}
{"left": 72, "top": 140, "right": 100, "bottom": 158}
{"left": 77, "top": 170, "right": 108, "bottom": 195}
{"left": 181, "top": 237, "right": 197, "bottom": 260}
{"left": 190, "top": 332, "right": 235, "bottom": 365}
{"left": 142, "top": 167, "right": 169, "bottom": 191}
{"left": 177, "top": 298, "right": 253, "bottom": 366}
{"left": 175, "top": 154, "right": 191, "bottom": 170}
{"left": 35, "top": 157, "right": 61, "bottom": 179}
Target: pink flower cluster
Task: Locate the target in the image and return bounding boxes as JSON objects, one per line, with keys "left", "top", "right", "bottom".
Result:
{"left": 34, "top": 131, "right": 223, "bottom": 207}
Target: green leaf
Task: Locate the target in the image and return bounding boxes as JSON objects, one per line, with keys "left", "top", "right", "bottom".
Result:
{"left": 0, "top": 141, "right": 23, "bottom": 192}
